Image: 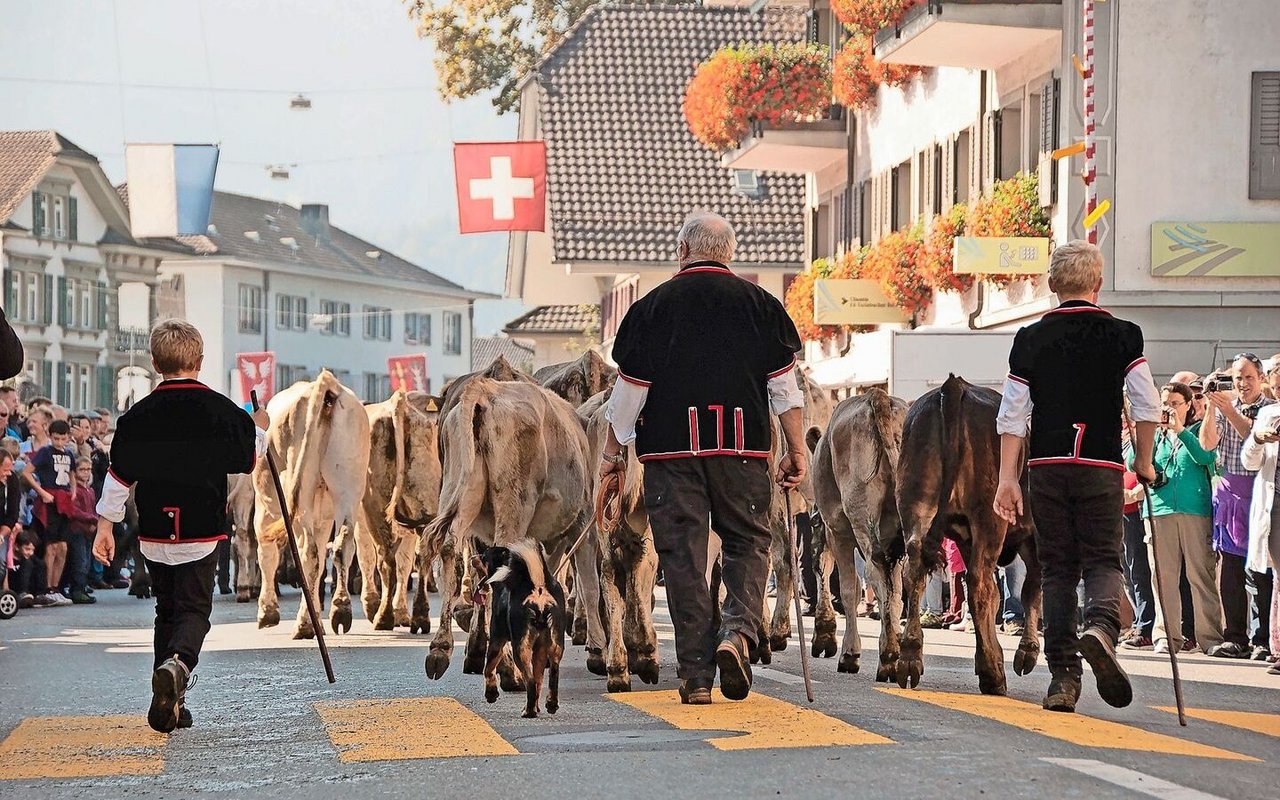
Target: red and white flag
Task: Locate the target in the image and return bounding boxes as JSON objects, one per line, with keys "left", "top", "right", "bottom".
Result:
{"left": 453, "top": 141, "right": 546, "bottom": 234}
{"left": 236, "top": 351, "right": 275, "bottom": 405}
{"left": 388, "top": 354, "right": 429, "bottom": 393}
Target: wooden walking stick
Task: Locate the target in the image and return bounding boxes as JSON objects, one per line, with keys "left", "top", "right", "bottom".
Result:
{"left": 784, "top": 490, "right": 815, "bottom": 703}
{"left": 251, "top": 391, "right": 336, "bottom": 684}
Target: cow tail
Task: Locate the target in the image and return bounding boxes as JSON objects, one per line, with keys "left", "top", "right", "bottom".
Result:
{"left": 868, "top": 387, "right": 898, "bottom": 483}
{"left": 424, "top": 379, "right": 490, "bottom": 554}
{"left": 385, "top": 391, "right": 409, "bottom": 527}
{"left": 929, "top": 376, "right": 967, "bottom": 545}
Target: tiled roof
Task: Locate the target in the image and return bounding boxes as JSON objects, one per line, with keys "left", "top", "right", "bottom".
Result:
{"left": 0, "top": 130, "right": 95, "bottom": 224}
{"left": 118, "top": 188, "right": 475, "bottom": 294}
{"left": 536, "top": 4, "right": 808, "bottom": 267}
{"left": 471, "top": 336, "right": 535, "bottom": 371}
{"left": 504, "top": 304, "right": 599, "bottom": 334}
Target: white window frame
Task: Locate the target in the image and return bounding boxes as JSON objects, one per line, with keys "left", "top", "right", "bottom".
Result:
{"left": 293, "top": 296, "right": 307, "bottom": 331}
{"left": 78, "top": 364, "right": 93, "bottom": 407}
{"left": 238, "top": 284, "right": 263, "bottom": 334}
{"left": 336, "top": 302, "right": 350, "bottom": 337}
{"left": 52, "top": 196, "right": 66, "bottom": 240}
{"left": 443, "top": 310, "right": 462, "bottom": 355}
{"left": 79, "top": 281, "right": 92, "bottom": 329}
{"left": 24, "top": 273, "right": 39, "bottom": 324}
{"left": 276, "top": 294, "right": 293, "bottom": 329}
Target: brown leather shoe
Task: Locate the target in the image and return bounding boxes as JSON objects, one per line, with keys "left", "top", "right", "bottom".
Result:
{"left": 1042, "top": 674, "right": 1082, "bottom": 713}
{"left": 715, "top": 632, "right": 753, "bottom": 701}
{"left": 678, "top": 678, "right": 713, "bottom": 705}
{"left": 1077, "top": 627, "right": 1133, "bottom": 708}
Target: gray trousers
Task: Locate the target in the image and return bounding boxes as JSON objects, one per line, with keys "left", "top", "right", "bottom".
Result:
{"left": 644, "top": 456, "right": 773, "bottom": 682}
{"left": 1149, "top": 513, "right": 1224, "bottom": 652}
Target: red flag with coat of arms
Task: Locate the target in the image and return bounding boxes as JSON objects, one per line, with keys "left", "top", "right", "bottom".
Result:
{"left": 453, "top": 141, "right": 546, "bottom": 234}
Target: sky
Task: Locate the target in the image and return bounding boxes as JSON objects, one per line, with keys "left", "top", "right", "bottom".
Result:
{"left": 0, "top": 0, "right": 527, "bottom": 335}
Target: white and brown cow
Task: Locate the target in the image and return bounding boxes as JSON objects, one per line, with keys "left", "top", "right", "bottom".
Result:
{"left": 228, "top": 473, "right": 257, "bottom": 603}
{"left": 356, "top": 390, "right": 441, "bottom": 632}
{"left": 254, "top": 371, "right": 371, "bottom": 639}
{"left": 422, "top": 377, "right": 591, "bottom": 682}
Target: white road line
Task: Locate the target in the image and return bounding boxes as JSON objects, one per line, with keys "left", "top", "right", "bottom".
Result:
{"left": 755, "top": 667, "right": 819, "bottom": 686}
{"left": 1041, "top": 758, "right": 1228, "bottom": 800}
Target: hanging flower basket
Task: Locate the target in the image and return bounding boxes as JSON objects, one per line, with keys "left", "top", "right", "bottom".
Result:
{"left": 831, "top": 0, "right": 921, "bottom": 37}
{"left": 832, "top": 35, "right": 924, "bottom": 110}
{"left": 966, "top": 171, "right": 1052, "bottom": 288}
{"left": 684, "top": 42, "right": 833, "bottom": 151}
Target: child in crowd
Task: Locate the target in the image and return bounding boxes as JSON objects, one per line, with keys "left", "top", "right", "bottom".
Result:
{"left": 25, "top": 419, "right": 83, "bottom": 602}
{"left": 94, "top": 319, "right": 267, "bottom": 733}
{"left": 60, "top": 457, "right": 100, "bottom": 597}
{"left": 6, "top": 529, "right": 68, "bottom": 606}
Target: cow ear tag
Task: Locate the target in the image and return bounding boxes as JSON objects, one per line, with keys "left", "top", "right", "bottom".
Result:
{"left": 426, "top": 398, "right": 439, "bottom": 412}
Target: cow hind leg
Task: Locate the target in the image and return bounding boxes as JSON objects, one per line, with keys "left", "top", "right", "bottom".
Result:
{"left": 292, "top": 528, "right": 327, "bottom": 640}
{"left": 424, "top": 537, "right": 460, "bottom": 680}
{"left": 827, "top": 527, "right": 864, "bottom": 674}
{"left": 392, "top": 535, "right": 415, "bottom": 628}
{"left": 329, "top": 523, "right": 356, "bottom": 634}
{"left": 967, "top": 541, "right": 1007, "bottom": 695}
{"left": 256, "top": 538, "right": 283, "bottom": 629}
{"left": 354, "top": 511, "right": 382, "bottom": 623}
{"left": 809, "top": 517, "right": 841, "bottom": 661}
{"left": 573, "top": 534, "right": 604, "bottom": 650}
{"left": 1014, "top": 542, "right": 1043, "bottom": 677}
{"left": 409, "top": 539, "right": 431, "bottom": 634}
{"left": 625, "top": 537, "right": 660, "bottom": 685}
{"left": 768, "top": 517, "right": 792, "bottom": 653}
{"left": 599, "top": 553, "right": 632, "bottom": 692}
{"left": 873, "top": 556, "right": 904, "bottom": 682}
{"left": 896, "top": 523, "right": 937, "bottom": 689}
{"left": 463, "top": 600, "right": 489, "bottom": 675}
{"left": 372, "top": 542, "right": 398, "bottom": 631}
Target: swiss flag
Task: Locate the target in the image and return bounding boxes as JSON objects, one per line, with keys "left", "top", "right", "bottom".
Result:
{"left": 453, "top": 141, "right": 546, "bottom": 234}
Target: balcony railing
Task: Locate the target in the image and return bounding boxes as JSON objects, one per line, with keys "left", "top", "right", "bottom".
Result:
{"left": 873, "top": 1, "right": 1062, "bottom": 70}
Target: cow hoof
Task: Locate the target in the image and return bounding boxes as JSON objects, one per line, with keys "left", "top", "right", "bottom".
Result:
{"left": 606, "top": 672, "right": 632, "bottom": 693}
{"left": 837, "top": 653, "right": 861, "bottom": 674}
{"left": 452, "top": 603, "right": 474, "bottom": 632}
{"left": 424, "top": 648, "right": 452, "bottom": 680}
{"left": 749, "top": 641, "right": 771, "bottom": 665}
{"left": 463, "top": 653, "right": 486, "bottom": 675}
{"left": 812, "top": 636, "right": 837, "bottom": 659}
{"left": 1013, "top": 642, "right": 1040, "bottom": 676}
{"left": 876, "top": 662, "right": 895, "bottom": 682}
{"left": 485, "top": 686, "right": 499, "bottom": 704}
{"left": 293, "top": 626, "right": 315, "bottom": 640}
{"left": 634, "top": 658, "right": 660, "bottom": 685}
{"left": 586, "top": 648, "right": 607, "bottom": 676}
{"left": 372, "top": 612, "right": 395, "bottom": 632}
{"left": 258, "top": 608, "right": 280, "bottom": 628}
{"left": 362, "top": 601, "right": 380, "bottom": 622}
{"left": 395, "top": 615, "right": 412, "bottom": 629}
{"left": 410, "top": 616, "right": 432, "bottom": 635}
{"left": 499, "top": 672, "right": 525, "bottom": 692}
{"left": 522, "top": 709, "right": 538, "bottom": 719}
{"left": 236, "top": 590, "right": 252, "bottom": 603}
{"left": 571, "top": 616, "right": 587, "bottom": 646}
{"left": 330, "top": 606, "right": 352, "bottom": 635}
{"left": 978, "top": 674, "right": 1008, "bottom": 696}
{"left": 546, "top": 700, "right": 558, "bottom": 715}
{"left": 769, "top": 634, "right": 789, "bottom": 653}
{"left": 896, "top": 656, "right": 922, "bottom": 689}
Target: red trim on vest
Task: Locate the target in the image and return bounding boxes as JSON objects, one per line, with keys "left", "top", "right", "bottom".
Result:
{"left": 139, "top": 534, "right": 229, "bottom": 544}
{"left": 153, "top": 380, "right": 213, "bottom": 392}
{"left": 107, "top": 468, "right": 133, "bottom": 487}
{"left": 1045, "top": 305, "right": 1112, "bottom": 317}
{"left": 708, "top": 405, "right": 724, "bottom": 451}
{"left": 676, "top": 266, "right": 735, "bottom": 277}
{"left": 688, "top": 407, "right": 700, "bottom": 454}
{"left": 1007, "top": 373, "right": 1030, "bottom": 386}
{"left": 618, "top": 371, "right": 652, "bottom": 387}
{"left": 1028, "top": 457, "right": 1124, "bottom": 471}
{"left": 766, "top": 357, "right": 797, "bottom": 380}
{"left": 734, "top": 408, "right": 745, "bottom": 453}
{"left": 638, "top": 450, "right": 770, "bottom": 463}
{"left": 1125, "top": 357, "right": 1147, "bottom": 374}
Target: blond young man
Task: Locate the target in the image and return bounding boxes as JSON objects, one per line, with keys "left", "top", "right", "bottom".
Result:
{"left": 93, "top": 320, "right": 268, "bottom": 733}
{"left": 994, "top": 240, "right": 1160, "bottom": 713}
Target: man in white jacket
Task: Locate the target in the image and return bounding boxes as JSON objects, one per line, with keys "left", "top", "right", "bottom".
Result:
{"left": 1240, "top": 402, "right": 1280, "bottom": 674}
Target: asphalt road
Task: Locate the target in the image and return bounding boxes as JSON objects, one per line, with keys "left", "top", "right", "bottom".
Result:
{"left": 1, "top": 584, "right": 1277, "bottom": 799}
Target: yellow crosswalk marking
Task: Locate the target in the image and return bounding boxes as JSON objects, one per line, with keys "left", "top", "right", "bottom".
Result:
{"left": 0, "top": 716, "right": 165, "bottom": 780}
{"left": 1155, "top": 707, "right": 1280, "bottom": 738}
{"left": 314, "top": 698, "right": 518, "bottom": 762}
{"left": 610, "top": 690, "right": 893, "bottom": 751}
{"left": 881, "top": 689, "right": 1257, "bottom": 762}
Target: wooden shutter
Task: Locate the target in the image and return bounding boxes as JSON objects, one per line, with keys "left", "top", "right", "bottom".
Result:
{"left": 68, "top": 197, "right": 78, "bottom": 242}
{"left": 1250, "top": 72, "right": 1280, "bottom": 199}
{"left": 97, "top": 281, "right": 109, "bottom": 329}
{"left": 40, "top": 360, "right": 52, "bottom": 397}
{"left": 31, "top": 193, "right": 44, "bottom": 237}
{"left": 941, "top": 136, "right": 956, "bottom": 211}
{"left": 57, "top": 277, "right": 68, "bottom": 327}
{"left": 983, "top": 110, "right": 999, "bottom": 190}
{"left": 42, "top": 274, "right": 53, "bottom": 325}
{"left": 59, "top": 363, "right": 71, "bottom": 406}
{"left": 967, "top": 124, "right": 981, "bottom": 202}
{"left": 869, "top": 174, "right": 881, "bottom": 242}
{"left": 3, "top": 270, "right": 15, "bottom": 313}
{"left": 97, "top": 365, "right": 113, "bottom": 410}
{"left": 1039, "top": 77, "right": 1060, "bottom": 207}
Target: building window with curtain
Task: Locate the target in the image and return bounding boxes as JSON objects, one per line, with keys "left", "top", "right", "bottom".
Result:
{"left": 443, "top": 311, "right": 462, "bottom": 355}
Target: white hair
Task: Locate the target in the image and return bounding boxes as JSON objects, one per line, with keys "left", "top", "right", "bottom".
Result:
{"left": 1048, "top": 239, "right": 1103, "bottom": 296}
{"left": 678, "top": 212, "right": 736, "bottom": 264}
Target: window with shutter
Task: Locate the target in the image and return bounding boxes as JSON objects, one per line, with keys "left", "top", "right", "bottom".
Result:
{"left": 97, "top": 281, "right": 108, "bottom": 330}
{"left": 42, "top": 274, "right": 53, "bottom": 325}
{"left": 3, "top": 269, "right": 15, "bottom": 313}
{"left": 1038, "top": 77, "right": 1060, "bottom": 206}
{"left": 890, "top": 167, "right": 901, "bottom": 231}
{"left": 966, "top": 125, "right": 980, "bottom": 202}
{"left": 1250, "top": 72, "right": 1280, "bottom": 200}
{"left": 40, "top": 359, "right": 52, "bottom": 397}
{"left": 97, "top": 365, "right": 114, "bottom": 410}
{"left": 31, "top": 193, "right": 44, "bottom": 237}
{"left": 941, "top": 137, "right": 955, "bottom": 211}
{"left": 983, "top": 111, "right": 1000, "bottom": 189}
{"left": 68, "top": 197, "right": 78, "bottom": 242}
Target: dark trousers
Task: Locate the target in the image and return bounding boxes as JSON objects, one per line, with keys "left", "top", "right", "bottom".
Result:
{"left": 1220, "top": 552, "right": 1250, "bottom": 647}
{"left": 1029, "top": 465, "right": 1125, "bottom": 676}
{"left": 65, "top": 531, "right": 91, "bottom": 593}
{"left": 644, "top": 456, "right": 773, "bottom": 682}
{"left": 216, "top": 537, "right": 232, "bottom": 592}
{"left": 10, "top": 556, "right": 47, "bottom": 595}
{"left": 1248, "top": 567, "right": 1273, "bottom": 649}
{"left": 1121, "top": 511, "right": 1156, "bottom": 637}
{"left": 147, "top": 549, "right": 218, "bottom": 671}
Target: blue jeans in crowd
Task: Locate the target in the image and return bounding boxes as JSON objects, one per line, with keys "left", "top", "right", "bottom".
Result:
{"left": 1122, "top": 511, "right": 1156, "bottom": 638}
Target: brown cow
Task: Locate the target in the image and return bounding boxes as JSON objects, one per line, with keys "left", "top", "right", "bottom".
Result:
{"left": 421, "top": 378, "right": 592, "bottom": 683}
{"left": 535, "top": 350, "right": 617, "bottom": 409}
{"left": 356, "top": 391, "right": 441, "bottom": 632}
{"left": 894, "top": 375, "right": 1041, "bottom": 695}
{"left": 808, "top": 388, "right": 909, "bottom": 677}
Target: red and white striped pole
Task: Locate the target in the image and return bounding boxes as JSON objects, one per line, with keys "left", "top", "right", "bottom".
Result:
{"left": 1083, "top": 0, "right": 1097, "bottom": 244}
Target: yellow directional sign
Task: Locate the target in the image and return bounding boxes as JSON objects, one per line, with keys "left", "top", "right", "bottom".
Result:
{"left": 813, "top": 279, "right": 909, "bottom": 325}
{"left": 953, "top": 236, "right": 1050, "bottom": 275}
{"left": 1151, "top": 222, "right": 1280, "bottom": 277}
{"left": 315, "top": 698, "right": 518, "bottom": 762}
{"left": 881, "top": 689, "right": 1257, "bottom": 761}
{"left": 611, "top": 689, "right": 893, "bottom": 750}
{"left": 0, "top": 715, "right": 166, "bottom": 780}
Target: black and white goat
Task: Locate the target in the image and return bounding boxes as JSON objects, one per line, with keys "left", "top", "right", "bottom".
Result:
{"left": 475, "top": 539, "right": 566, "bottom": 718}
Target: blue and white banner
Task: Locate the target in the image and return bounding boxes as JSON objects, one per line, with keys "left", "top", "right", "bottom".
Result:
{"left": 124, "top": 143, "right": 219, "bottom": 238}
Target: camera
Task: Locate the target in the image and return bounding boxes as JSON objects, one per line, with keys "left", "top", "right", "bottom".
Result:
{"left": 1150, "top": 467, "right": 1168, "bottom": 490}
{"left": 1160, "top": 408, "right": 1171, "bottom": 425}
{"left": 1205, "top": 377, "right": 1229, "bottom": 393}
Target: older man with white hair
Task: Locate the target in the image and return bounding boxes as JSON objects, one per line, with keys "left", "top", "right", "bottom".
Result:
{"left": 601, "top": 211, "right": 806, "bottom": 705}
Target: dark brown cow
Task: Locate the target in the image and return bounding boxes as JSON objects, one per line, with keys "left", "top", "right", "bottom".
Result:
{"left": 894, "top": 374, "right": 1041, "bottom": 695}
{"left": 535, "top": 351, "right": 617, "bottom": 408}
{"left": 809, "top": 388, "right": 909, "bottom": 677}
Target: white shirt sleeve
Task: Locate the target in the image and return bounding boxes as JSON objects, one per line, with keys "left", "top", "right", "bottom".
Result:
{"left": 605, "top": 380, "right": 649, "bottom": 446}
{"left": 1125, "top": 358, "right": 1161, "bottom": 424}
{"left": 767, "top": 365, "right": 805, "bottom": 415}
{"left": 95, "top": 471, "right": 131, "bottom": 524}
{"left": 255, "top": 427, "right": 268, "bottom": 459}
{"left": 996, "top": 375, "right": 1032, "bottom": 437}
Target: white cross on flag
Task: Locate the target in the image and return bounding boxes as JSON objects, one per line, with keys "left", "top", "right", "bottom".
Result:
{"left": 453, "top": 141, "right": 546, "bottom": 234}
